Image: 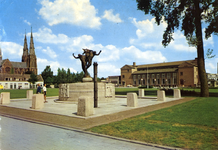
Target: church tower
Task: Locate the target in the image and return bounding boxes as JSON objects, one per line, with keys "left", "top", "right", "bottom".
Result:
{"left": 22, "top": 32, "right": 28, "bottom": 63}
{"left": 28, "top": 27, "right": 37, "bottom": 74}
{"left": 0, "top": 46, "right": 2, "bottom": 64}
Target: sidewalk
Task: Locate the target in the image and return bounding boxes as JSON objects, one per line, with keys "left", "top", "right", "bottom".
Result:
{"left": 0, "top": 96, "right": 195, "bottom": 130}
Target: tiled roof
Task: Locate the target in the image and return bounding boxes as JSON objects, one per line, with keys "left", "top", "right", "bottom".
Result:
{"left": 11, "top": 62, "right": 27, "bottom": 68}
{"left": 132, "top": 68, "right": 178, "bottom": 74}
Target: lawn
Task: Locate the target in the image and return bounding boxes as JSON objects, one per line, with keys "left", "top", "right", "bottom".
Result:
{"left": 88, "top": 97, "right": 218, "bottom": 150}
{"left": 115, "top": 87, "right": 218, "bottom": 97}
{"left": 0, "top": 88, "right": 59, "bottom": 99}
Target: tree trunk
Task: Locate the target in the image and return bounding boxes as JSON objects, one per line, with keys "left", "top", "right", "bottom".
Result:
{"left": 194, "top": 1, "right": 209, "bottom": 97}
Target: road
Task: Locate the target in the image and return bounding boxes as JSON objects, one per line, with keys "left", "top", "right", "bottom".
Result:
{"left": 0, "top": 115, "right": 169, "bottom": 150}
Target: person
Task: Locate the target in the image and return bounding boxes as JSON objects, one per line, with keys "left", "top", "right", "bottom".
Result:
{"left": 36, "top": 84, "right": 41, "bottom": 94}
{"left": 43, "top": 84, "right": 47, "bottom": 103}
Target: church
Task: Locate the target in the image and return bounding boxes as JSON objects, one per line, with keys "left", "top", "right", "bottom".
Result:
{"left": 0, "top": 29, "right": 43, "bottom": 89}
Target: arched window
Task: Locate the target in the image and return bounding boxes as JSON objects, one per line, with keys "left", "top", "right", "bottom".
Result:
{"left": 5, "top": 67, "right": 10, "bottom": 73}
{"left": 180, "top": 79, "right": 184, "bottom": 85}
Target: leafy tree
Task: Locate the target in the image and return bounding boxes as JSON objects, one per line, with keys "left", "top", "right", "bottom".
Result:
{"left": 136, "top": 0, "right": 218, "bottom": 97}
{"left": 41, "top": 66, "right": 54, "bottom": 86}
{"left": 28, "top": 72, "right": 38, "bottom": 88}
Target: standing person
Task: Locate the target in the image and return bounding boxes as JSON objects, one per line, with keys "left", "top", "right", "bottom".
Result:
{"left": 43, "top": 84, "right": 47, "bottom": 103}
{"left": 36, "top": 84, "right": 41, "bottom": 94}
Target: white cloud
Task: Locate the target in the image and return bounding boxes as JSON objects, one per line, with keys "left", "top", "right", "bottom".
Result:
{"left": 37, "top": 58, "right": 61, "bottom": 75}
{"left": 122, "top": 46, "right": 167, "bottom": 63}
{"left": 41, "top": 46, "right": 57, "bottom": 58}
{"left": 0, "top": 26, "right": 6, "bottom": 41}
{"left": 102, "top": 9, "right": 123, "bottom": 23}
{"left": 24, "top": 20, "right": 31, "bottom": 25}
{"left": 0, "top": 42, "right": 23, "bottom": 58}
{"left": 30, "top": 27, "right": 69, "bottom": 44}
{"left": 98, "top": 63, "right": 120, "bottom": 77}
{"left": 38, "top": 0, "right": 101, "bottom": 29}
{"left": 205, "top": 57, "right": 218, "bottom": 74}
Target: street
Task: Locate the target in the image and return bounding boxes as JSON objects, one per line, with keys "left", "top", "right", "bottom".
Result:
{"left": 0, "top": 115, "right": 166, "bottom": 150}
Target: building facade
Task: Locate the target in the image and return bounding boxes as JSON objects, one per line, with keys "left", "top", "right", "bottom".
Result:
{"left": 121, "top": 58, "right": 199, "bottom": 87}
{"left": 0, "top": 30, "right": 43, "bottom": 89}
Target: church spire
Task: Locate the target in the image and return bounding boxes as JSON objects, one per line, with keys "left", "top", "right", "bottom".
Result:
{"left": 0, "top": 46, "right": 2, "bottom": 63}
{"left": 29, "top": 27, "right": 35, "bottom": 55}
{"left": 22, "top": 31, "right": 28, "bottom": 63}
{"left": 23, "top": 31, "right": 28, "bottom": 55}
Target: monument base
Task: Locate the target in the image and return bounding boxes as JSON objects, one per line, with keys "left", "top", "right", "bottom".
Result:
{"left": 59, "top": 82, "right": 115, "bottom": 102}
{"left": 82, "top": 77, "right": 93, "bottom": 82}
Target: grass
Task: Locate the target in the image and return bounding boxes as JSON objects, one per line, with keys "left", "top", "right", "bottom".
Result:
{"left": 88, "top": 97, "right": 218, "bottom": 150}
{"left": 115, "top": 87, "right": 218, "bottom": 97}
{"left": 0, "top": 88, "right": 59, "bottom": 99}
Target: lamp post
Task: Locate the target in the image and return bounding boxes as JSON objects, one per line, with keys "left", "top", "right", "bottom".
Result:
{"left": 147, "top": 67, "right": 149, "bottom": 89}
{"left": 141, "top": 78, "right": 143, "bottom": 86}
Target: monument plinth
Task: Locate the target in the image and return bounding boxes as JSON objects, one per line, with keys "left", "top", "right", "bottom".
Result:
{"left": 82, "top": 77, "right": 93, "bottom": 82}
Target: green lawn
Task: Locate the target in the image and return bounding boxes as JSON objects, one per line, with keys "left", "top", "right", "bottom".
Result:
{"left": 116, "top": 87, "right": 218, "bottom": 97}
{"left": 0, "top": 88, "right": 59, "bottom": 99}
{"left": 88, "top": 97, "right": 218, "bottom": 150}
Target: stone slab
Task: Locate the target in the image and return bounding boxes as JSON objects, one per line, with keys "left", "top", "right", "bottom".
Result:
{"left": 32, "top": 94, "right": 44, "bottom": 109}
{"left": 77, "top": 96, "right": 94, "bottom": 117}
{"left": 157, "top": 90, "right": 165, "bottom": 101}
{"left": 174, "top": 89, "right": 181, "bottom": 98}
{"left": 0, "top": 92, "right": 10, "bottom": 104}
{"left": 127, "top": 93, "right": 138, "bottom": 107}
{"left": 138, "top": 89, "right": 144, "bottom": 97}
{"left": 27, "top": 90, "right": 33, "bottom": 99}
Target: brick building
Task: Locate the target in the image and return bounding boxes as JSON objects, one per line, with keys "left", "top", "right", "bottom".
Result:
{"left": 121, "top": 58, "right": 199, "bottom": 87}
{"left": 0, "top": 30, "right": 43, "bottom": 89}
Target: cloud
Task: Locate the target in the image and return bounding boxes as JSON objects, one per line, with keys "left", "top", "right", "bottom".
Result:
{"left": 41, "top": 46, "right": 57, "bottom": 58}
{"left": 129, "top": 17, "right": 167, "bottom": 50}
{"left": 30, "top": 27, "right": 69, "bottom": 44}
{"left": 102, "top": 9, "right": 123, "bottom": 23}
{"left": 24, "top": 20, "right": 31, "bottom": 26}
{"left": 0, "top": 42, "right": 23, "bottom": 58}
{"left": 122, "top": 46, "right": 167, "bottom": 64}
{"left": 38, "top": 0, "right": 101, "bottom": 29}
{"left": 0, "top": 25, "right": 7, "bottom": 41}
{"left": 98, "top": 63, "right": 120, "bottom": 76}
{"left": 205, "top": 57, "right": 218, "bottom": 74}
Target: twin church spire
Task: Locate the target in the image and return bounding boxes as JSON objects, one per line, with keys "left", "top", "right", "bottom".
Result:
{"left": 22, "top": 28, "right": 37, "bottom": 74}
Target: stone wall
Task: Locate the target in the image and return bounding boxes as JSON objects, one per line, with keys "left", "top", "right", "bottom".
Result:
{"left": 59, "top": 82, "right": 115, "bottom": 102}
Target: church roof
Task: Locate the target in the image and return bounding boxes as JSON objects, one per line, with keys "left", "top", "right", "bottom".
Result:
{"left": 11, "top": 62, "right": 27, "bottom": 68}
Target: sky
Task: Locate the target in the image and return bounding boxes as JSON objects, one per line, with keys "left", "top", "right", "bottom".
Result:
{"left": 0, "top": 0, "right": 217, "bottom": 78}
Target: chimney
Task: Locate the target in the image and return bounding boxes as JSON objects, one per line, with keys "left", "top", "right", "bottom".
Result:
{"left": 133, "top": 62, "right": 136, "bottom": 67}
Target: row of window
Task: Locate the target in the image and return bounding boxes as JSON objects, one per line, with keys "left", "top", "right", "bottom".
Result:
{"left": 133, "top": 73, "right": 177, "bottom": 85}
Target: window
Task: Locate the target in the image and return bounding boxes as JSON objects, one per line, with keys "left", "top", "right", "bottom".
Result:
{"left": 180, "top": 72, "right": 183, "bottom": 76}
{"left": 122, "top": 75, "right": 125, "bottom": 78}
{"left": 162, "top": 74, "right": 165, "bottom": 84}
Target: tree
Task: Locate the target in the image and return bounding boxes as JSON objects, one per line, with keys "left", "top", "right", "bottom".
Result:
{"left": 28, "top": 72, "right": 38, "bottom": 88}
{"left": 136, "top": 0, "right": 218, "bottom": 97}
{"left": 41, "top": 66, "right": 54, "bottom": 86}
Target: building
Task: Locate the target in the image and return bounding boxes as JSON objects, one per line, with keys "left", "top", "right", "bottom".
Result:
{"left": 121, "top": 58, "right": 199, "bottom": 87}
{"left": 207, "top": 73, "right": 218, "bottom": 87}
{"left": 0, "top": 29, "right": 43, "bottom": 89}
{"left": 107, "top": 75, "right": 121, "bottom": 86}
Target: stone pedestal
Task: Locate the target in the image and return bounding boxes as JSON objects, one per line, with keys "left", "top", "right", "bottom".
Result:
{"left": 174, "top": 89, "right": 181, "bottom": 98}
{"left": 77, "top": 96, "right": 94, "bottom": 117}
{"left": 138, "top": 89, "right": 144, "bottom": 97}
{"left": 27, "top": 90, "right": 33, "bottom": 99}
{"left": 82, "top": 77, "right": 93, "bottom": 82}
{"left": 0, "top": 92, "right": 10, "bottom": 104}
{"left": 59, "top": 82, "right": 115, "bottom": 102}
{"left": 127, "top": 93, "right": 138, "bottom": 107}
{"left": 157, "top": 90, "right": 165, "bottom": 101}
{"left": 32, "top": 94, "right": 44, "bottom": 109}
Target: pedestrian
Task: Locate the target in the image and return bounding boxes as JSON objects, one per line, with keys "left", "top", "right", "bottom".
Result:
{"left": 36, "top": 84, "right": 41, "bottom": 94}
{"left": 43, "top": 84, "right": 47, "bottom": 103}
